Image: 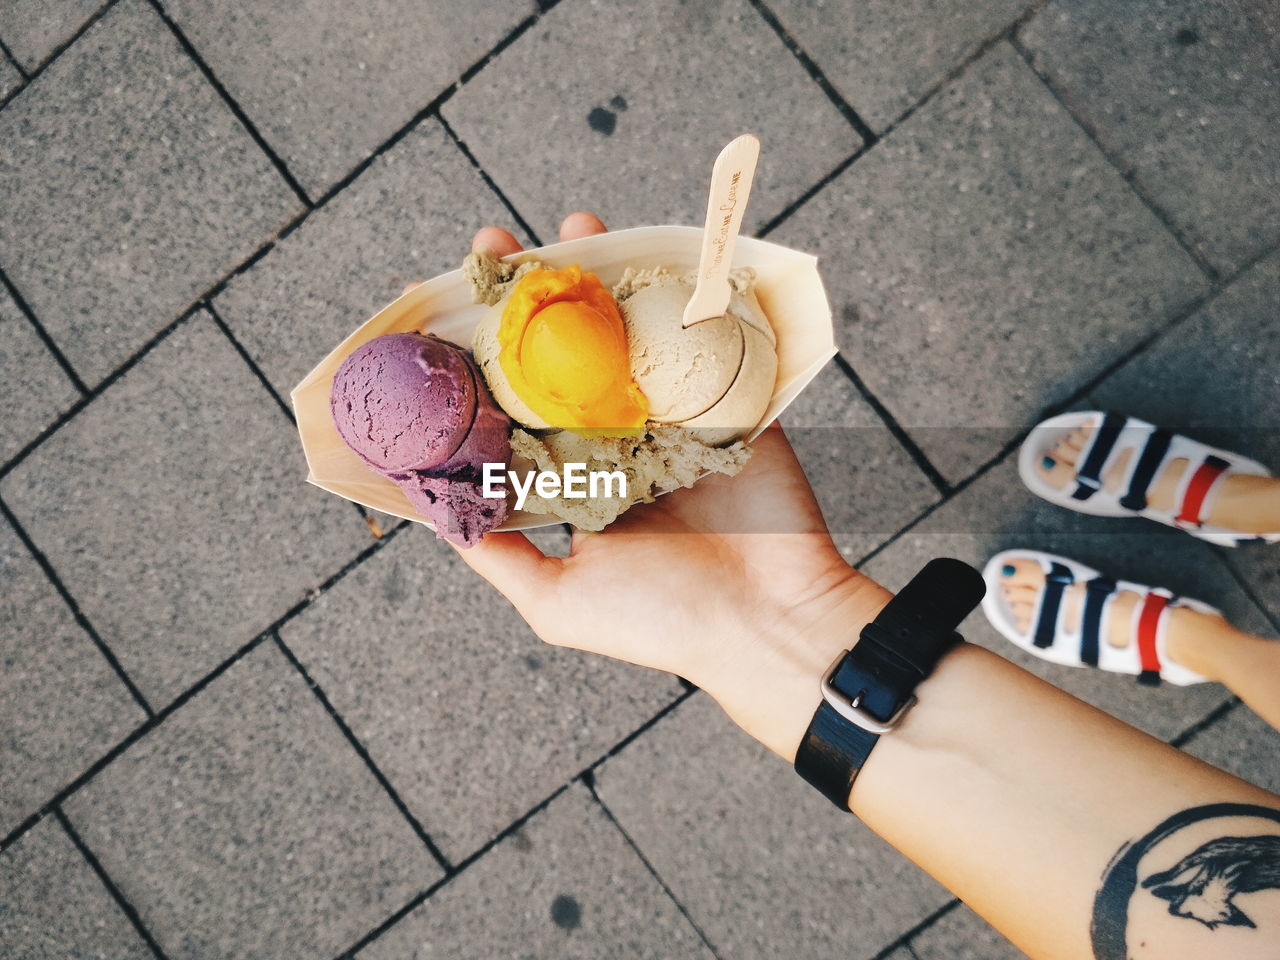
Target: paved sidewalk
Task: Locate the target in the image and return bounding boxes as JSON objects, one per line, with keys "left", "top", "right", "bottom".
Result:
{"left": 2, "top": 1, "right": 1278, "bottom": 958}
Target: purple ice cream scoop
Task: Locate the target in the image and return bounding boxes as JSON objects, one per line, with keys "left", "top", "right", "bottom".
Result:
{"left": 330, "top": 332, "right": 511, "bottom": 546}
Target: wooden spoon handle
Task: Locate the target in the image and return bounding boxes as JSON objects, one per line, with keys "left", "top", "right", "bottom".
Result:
{"left": 682, "top": 134, "right": 760, "bottom": 328}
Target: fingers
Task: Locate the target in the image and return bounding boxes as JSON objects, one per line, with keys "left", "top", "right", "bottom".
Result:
{"left": 470, "top": 213, "right": 605, "bottom": 258}
{"left": 472, "top": 226, "right": 524, "bottom": 257}
{"left": 447, "top": 531, "right": 560, "bottom": 610}
{"left": 560, "top": 211, "right": 608, "bottom": 241}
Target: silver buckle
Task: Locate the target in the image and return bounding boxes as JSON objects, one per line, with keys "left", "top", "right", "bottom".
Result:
{"left": 819, "top": 649, "right": 916, "bottom": 735}
{"left": 1075, "top": 474, "right": 1101, "bottom": 491}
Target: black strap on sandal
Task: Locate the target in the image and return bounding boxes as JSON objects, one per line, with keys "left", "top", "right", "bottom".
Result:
{"left": 1079, "top": 577, "right": 1116, "bottom": 667}
{"left": 1119, "top": 427, "right": 1173, "bottom": 512}
{"left": 1071, "top": 412, "right": 1125, "bottom": 501}
{"left": 1033, "top": 562, "right": 1075, "bottom": 648}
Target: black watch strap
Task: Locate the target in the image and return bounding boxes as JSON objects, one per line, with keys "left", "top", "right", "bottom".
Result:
{"left": 794, "top": 558, "right": 986, "bottom": 810}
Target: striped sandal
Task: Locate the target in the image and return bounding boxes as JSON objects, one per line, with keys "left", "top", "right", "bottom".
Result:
{"left": 1018, "top": 411, "right": 1280, "bottom": 547}
{"left": 980, "top": 550, "right": 1219, "bottom": 686}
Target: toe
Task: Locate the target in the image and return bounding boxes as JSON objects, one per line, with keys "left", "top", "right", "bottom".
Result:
{"left": 1010, "top": 600, "right": 1035, "bottom": 633}
{"left": 998, "top": 558, "right": 1047, "bottom": 589}
{"left": 1036, "top": 445, "right": 1082, "bottom": 490}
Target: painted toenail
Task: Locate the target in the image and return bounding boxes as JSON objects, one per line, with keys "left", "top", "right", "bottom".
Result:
{"left": 1041, "top": 455, "right": 1055, "bottom": 470}
{"left": 1001, "top": 564, "right": 1016, "bottom": 577}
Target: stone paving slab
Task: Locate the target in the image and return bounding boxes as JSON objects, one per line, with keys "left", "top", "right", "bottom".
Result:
{"left": 0, "top": 0, "right": 102, "bottom": 71}
{"left": 65, "top": 639, "right": 442, "bottom": 960}
{"left": 781, "top": 361, "right": 940, "bottom": 563}
{"left": 1087, "top": 248, "right": 1280, "bottom": 623}
{"left": 1181, "top": 704, "right": 1280, "bottom": 794}
{"left": 215, "top": 117, "right": 531, "bottom": 400}
{"left": 860, "top": 453, "right": 1274, "bottom": 742}
{"left": 360, "top": 783, "right": 715, "bottom": 960}
{"left": 767, "top": 42, "right": 1208, "bottom": 484}
{"left": 441, "top": 0, "right": 864, "bottom": 241}
{"left": 766, "top": 0, "right": 1030, "bottom": 131}
{"left": 0, "top": 518, "right": 144, "bottom": 838}
{"left": 0, "top": 285, "right": 79, "bottom": 463}
{"left": 161, "top": 0, "right": 537, "bottom": 199}
{"left": 910, "top": 905, "right": 1025, "bottom": 959}
{"left": 0, "top": 814, "right": 152, "bottom": 960}
{"left": 596, "top": 693, "right": 953, "bottom": 960}
{"left": 0, "top": 0, "right": 302, "bottom": 385}
{"left": 1019, "top": 0, "right": 1280, "bottom": 276}
{"left": 1, "top": 314, "right": 369, "bottom": 705}
{"left": 280, "top": 524, "right": 683, "bottom": 862}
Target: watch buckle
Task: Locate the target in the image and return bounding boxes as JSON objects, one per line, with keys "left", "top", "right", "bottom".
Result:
{"left": 819, "top": 649, "right": 916, "bottom": 735}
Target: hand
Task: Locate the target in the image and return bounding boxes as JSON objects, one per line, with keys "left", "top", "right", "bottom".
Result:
{"left": 454, "top": 213, "right": 892, "bottom": 760}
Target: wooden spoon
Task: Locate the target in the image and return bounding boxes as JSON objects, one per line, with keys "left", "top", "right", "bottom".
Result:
{"left": 682, "top": 134, "right": 760, "bottom": 328}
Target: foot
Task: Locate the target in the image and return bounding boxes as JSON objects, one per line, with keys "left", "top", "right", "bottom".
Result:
{"left": 1036, "top": 423, "right": 1280, "bottom": 535}
{"left": 996, "top": 557, "right": 1232, "bottom": 680}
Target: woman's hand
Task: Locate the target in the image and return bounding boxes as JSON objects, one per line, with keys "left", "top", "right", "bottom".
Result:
{"left": 449, "top": 213, "right": 892, "bottom": 760}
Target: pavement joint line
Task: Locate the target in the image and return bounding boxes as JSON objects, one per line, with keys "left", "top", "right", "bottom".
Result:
{"left": 1170, "top": 697, "right": 1242, "bottom": 750}
{"left": 271, "top": 632, "right": 455, "bottom": 874}
{"left": 334, "top": 686, "right": 696, "bottom": 959}
{"left": 0, "top": 265, "right": 90, "bottom": 395}
{"left": 871, "top": 898, "right": 962, "bottom": 960}
{"left": 308, "top": 6, "right": 548, "bottom": 213}
{"left": 0, "top": 629, "right": 271, "bottom": 857}
{"left": 1007, "top": 34, "right": 1221, "bottom": 284}
{"left": 205, "top": 301, "right": 296, "bottom": 426}
{"left": 0, "top": 494, "right": 154, "bottom": 720}
{"left": 755, "top": 143, "right": 869, "bottom": 240}
{"left": 744, "top": 0, "right": 879, "bottom": 147}
{"left": 585, "top": 777, "right": 726, "bottom": 959}
{"left": 834, "top": 352, "right": 953, "bottom": 497}
{"left": 437, "top": 113, "right": 543, "bottom": 248}
{"left": 0, "top": 0, "right": 122, "bottom": 109}
{"left": 853, "top": 239, "right": 1279, "bottom": 573}
{"left": 331, "top": 783, "right": 573, "bottom": 960}
{"left": 0, "top": 34, "right": 28, "bottom": 80}
{"left": 752, "top": 0, "right": 1051, "bottom": 249}
{"left": 877, "top": 0, "right": 1052, "bottom": 143}
{"left": 0, "top": 521, "right": 410, "bottom": 856}
{"left": 904, "top": 941, "right": 926, "bottom": 960}
{"left": 145, "top": 0, "right": 313, "bottom": 209}
{"left": 0, "top": 305, "right": 201, "bottom": 484}
{"left": 53, "top": 806, "right": 172, "bottom": 960}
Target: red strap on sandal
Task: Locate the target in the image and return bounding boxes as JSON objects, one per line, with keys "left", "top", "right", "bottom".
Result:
{"left": 1135, "top": 592, "right": 1170, "bottom": 685}
{"left": 1175, "top": 455, "right": 1229, "bottom": 526}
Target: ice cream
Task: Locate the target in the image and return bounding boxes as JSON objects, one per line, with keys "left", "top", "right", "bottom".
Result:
{"left": 329, "top": 332, "right": 510, "bottom": 546}
{"left": 462, "top": 252, "right": 779, "bottom": 531}
{"left": 616, "top": 268, "right": 778, "bottom": 446}
{"left": 473, "top": 264, "right": 648, "bottom": 435}
{"left": 509, "top": 424, "right": 751, "bottom": 530}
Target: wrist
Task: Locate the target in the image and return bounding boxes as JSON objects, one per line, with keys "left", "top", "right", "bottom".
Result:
{"left": 707, "top": 559, "right": 893, "bottom": 763}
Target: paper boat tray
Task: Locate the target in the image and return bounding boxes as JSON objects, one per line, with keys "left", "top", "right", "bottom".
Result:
{"left": 291, "top": 225, "right": 836, "bottom": 533}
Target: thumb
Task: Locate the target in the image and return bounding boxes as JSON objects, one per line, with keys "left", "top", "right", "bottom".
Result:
{"left": 447, "top": 531, "right": 559, "bottom": 612}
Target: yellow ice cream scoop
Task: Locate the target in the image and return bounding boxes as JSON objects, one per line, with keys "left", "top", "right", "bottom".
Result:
{"left": 495, "top": 265, "right": 647, "bottom": 434}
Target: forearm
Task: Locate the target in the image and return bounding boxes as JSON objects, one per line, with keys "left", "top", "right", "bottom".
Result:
{"left": 744, "top": 571, "right": 1280, "bottom": 960}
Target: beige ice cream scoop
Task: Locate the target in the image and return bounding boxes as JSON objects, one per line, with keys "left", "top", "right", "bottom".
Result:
{"left": 620, "top": 276, "right": 777, "bottom": 444}
{"left": 622, "top": 280, "right": 743, "bottom": 422}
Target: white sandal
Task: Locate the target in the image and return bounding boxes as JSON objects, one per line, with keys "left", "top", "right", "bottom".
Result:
{"left": 980, "top": 550, "right": 1219, "bottom": 686}
{"left": 1018, "top": 411, "right": 1280, "bottom": 547}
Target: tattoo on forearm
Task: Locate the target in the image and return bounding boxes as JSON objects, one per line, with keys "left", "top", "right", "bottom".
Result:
{"left": 1091, "top": 802, "right": 1280, "bottom": 959}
